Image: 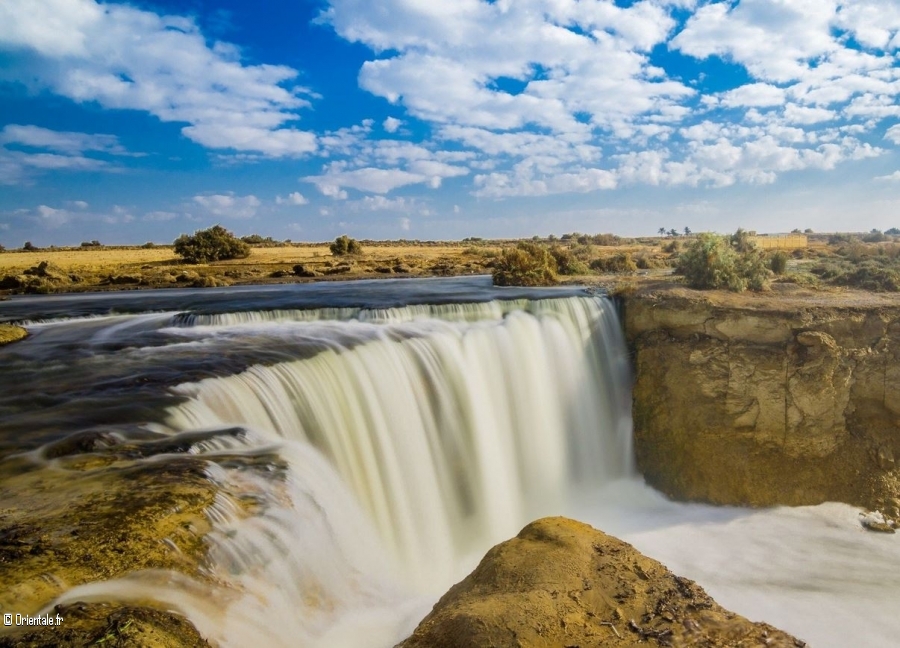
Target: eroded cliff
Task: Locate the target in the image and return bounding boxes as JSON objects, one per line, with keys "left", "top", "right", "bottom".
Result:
{"left": 625, "top": 282, "right": 900, "bottom": 513}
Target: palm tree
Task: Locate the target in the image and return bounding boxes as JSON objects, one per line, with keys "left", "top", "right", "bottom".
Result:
{"left": 658, "top": 227, "right": 666, "bottom": 236}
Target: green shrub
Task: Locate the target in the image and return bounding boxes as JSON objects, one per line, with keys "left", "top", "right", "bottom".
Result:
{"left": 173, "top": 225, "right": 251, "bottom": 264}
{"left": 492, "top": 242, "right": 557, "bottom": 286}
{"left": 886, "top": 227, "right": 900, "bottom": 236}
{"left": 634, "top": 253, "right": 668, "bottom": 269}
{"left": 729, "top": 228, "right": 754, "bottom": 253}
{"left": 330, "top": 235, "right": 363, "bottom": 256}
{"left": 241, "top": 234, "right": 285, "bottom": 247}
{"left": 589, "top": 253, "right": 637, "bottom": 273}
{"left": 549, "top": 246, "right": 590, "bottom": 275}
{"left": 863, "top": 229, "right": 887, "bottom": 243}
{"left": 662, "top": 240, "right": 679, "bottom": 254}
{"left": 769, "top": 251, "right": 789, "bottom": 275}
{"left": 141, "top": 242, "right": 156, "bottom": 249}
{"left": 676, "top": 231, "right": 769, "bottom": 292}
{"left": 591, "top": 234, "right": 622, "bottom": 247}
{"left": 836, "top": 264, "right": 900, "bottom": 291}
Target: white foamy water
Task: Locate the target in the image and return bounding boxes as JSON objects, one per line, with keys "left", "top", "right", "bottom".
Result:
{"left": 24, "top": 294, "right": 900, "bottom": 647}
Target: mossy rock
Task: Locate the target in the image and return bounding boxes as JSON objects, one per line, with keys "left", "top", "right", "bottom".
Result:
{"left": 0, "top": 603, "right": 211, "bottom": 647}
{"left": 0, "top": 324, "right": 27, "bottom": 346}
{"left": 0, "top": 456, "right": 216, "bottom": 615}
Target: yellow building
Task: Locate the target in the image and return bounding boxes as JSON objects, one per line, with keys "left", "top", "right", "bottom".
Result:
{"left": 748, "top": 234, "right": 808, "bottom": 250}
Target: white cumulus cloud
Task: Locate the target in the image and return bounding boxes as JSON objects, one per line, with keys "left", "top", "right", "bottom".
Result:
{"left": 192, "top": 193, "right": 261, "bottom": 219}
{"left": 0, "top": 0, "right": 317, "bottom": 157}
{"left": 276, "top": 192, "right": 309, "bottom": 206}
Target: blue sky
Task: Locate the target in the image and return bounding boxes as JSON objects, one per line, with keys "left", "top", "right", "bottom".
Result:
{"left": 2, "top": 0, "right": 900, "bottom": 245}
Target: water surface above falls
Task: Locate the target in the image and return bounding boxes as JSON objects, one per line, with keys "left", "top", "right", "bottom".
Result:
{"left": 0, "top": 276, "right": 898, "bottom": 648}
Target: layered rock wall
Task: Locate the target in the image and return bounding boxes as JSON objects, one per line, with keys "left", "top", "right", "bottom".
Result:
{"left": 625, "top": 284, "right": 900, "bottom": 511}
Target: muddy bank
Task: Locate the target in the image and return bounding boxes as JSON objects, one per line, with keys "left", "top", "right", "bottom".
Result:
{"left": 625, "top": 282, "right": 900, "bottom": 513}
{"left": 398, "top": 517, "right": 802, "bottom": 648}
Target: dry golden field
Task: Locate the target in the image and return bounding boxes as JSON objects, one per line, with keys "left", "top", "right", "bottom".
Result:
{"left": 0, "top": 242, "right": 501, "bottom": 294}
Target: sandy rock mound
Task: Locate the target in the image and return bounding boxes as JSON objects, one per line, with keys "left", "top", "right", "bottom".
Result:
{"left": 398, "top": 517, "right": 804, "bottom": 648}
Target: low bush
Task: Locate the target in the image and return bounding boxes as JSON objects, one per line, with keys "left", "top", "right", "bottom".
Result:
{"left": 769, "top": 251, "right": 789, "bottom": 275}
{"left": 661, "top": 240, "right": 679, "bottom": 254}
{"left": 634, "top": 253, "right": 668, "bottom": 269}
{"left": 676, "top": 231, "right": 769, "bottom": 292}
{"left": 492, "top": 242, "right": 557, "bottom": 286}
{"left": 592, "top": 233, "right": 622, "bottom": 246}
{"left": 241, "top": 234, "right": 286, "bottom": 247}
{"left": 330, "top": 235, "right": 363, "bottom": 256}
{"left": 836, "top": 264, "right": 900, "bottom": 291}
{"left": 590, "top": 253, "right": 637, "bottom": 273}
{"left": 549, "top": 246, "right": 590, "bottom": 275}
{"left": 863, "top": 229, "right": 888, "bottom": 243}
{"left": 173, "top": 225, "right": 251, "bottom": 264}
{"left": 812, "top": 257, "right": 900, "bottom": 291}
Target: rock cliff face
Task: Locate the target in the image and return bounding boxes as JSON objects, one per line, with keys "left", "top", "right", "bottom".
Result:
{"left": 625, "top": 283, "right": 900, "bottom": 512}
{"left": 398, "top": 517, "right": 802, "bottom": 648}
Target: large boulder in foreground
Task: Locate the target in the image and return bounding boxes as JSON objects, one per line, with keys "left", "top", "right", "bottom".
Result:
{"left": 398, "top": 517, "right": 803, "bottom": 648}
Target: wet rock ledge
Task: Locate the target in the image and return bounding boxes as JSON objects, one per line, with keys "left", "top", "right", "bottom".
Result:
{"left": 398, "top": 517, "right": 802, "bottom": 648}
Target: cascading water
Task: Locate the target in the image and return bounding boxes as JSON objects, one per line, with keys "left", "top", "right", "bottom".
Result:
{"left": 34, "top": 292, "right": 632, "bottom": 647}
{"left": 3, "top": 278, "right": 899, "bottom": 647}
{"left": 164, "top": 297, "right": 632, "bottom": 593}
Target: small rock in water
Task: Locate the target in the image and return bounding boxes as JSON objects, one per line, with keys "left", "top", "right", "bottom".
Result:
{"left": 860, "top": 510, "right": 896, "bottom": 534}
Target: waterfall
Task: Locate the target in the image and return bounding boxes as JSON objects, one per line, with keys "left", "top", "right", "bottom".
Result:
{"left": 41, "top": 295, "right": 632, "bottom": 647}
{"left": 165, "top": 296, "right": 632, "bottom": 587}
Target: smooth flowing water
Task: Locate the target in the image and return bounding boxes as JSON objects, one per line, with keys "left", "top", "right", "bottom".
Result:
{"left": 1, "top": 277, "right": 897, "bottom": 647}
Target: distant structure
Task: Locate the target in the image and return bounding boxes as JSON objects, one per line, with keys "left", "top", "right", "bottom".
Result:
{"left": 748, "top": 234, "right": 808, "bottom": 249}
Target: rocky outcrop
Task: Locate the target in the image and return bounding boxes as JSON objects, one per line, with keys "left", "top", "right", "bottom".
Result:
{"left": 625, "top": 282, "right": 900, "bottom": 512}
{"left": 0, "top": 324, "right": 27, "bottom": 345}
{"left": 0, "top": 261, "right": 79, "bottom": 294}
{"left": 398, "top": 517, "right": 802, "bottom": 648}
{"left": 0, "top": 603, "right": 211, "bottom": 648}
